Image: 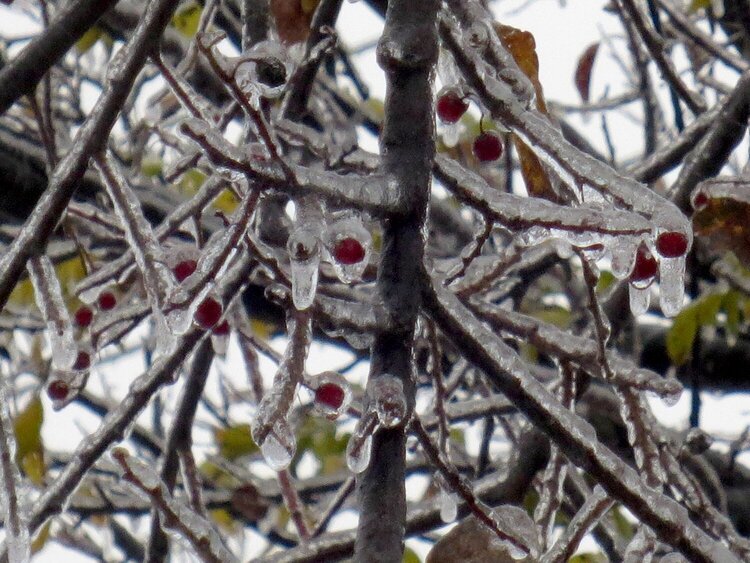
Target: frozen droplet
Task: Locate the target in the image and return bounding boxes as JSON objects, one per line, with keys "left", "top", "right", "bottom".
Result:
{"left": 518, "top": 225, "right": 550, "bottom": 247}
{"left": 465, "top": 21, "right": 490, "bottom": 49}
{"left": 288, "top": 227, "right": 321, "bottom": 310}
{"left": 437, "top": 49, "right": 460, "bottom": 88}
{"left": 659, "top": 256, "right": 686, "bottom": 317}
{"left": 628, "top": 283, "right": 651, "bottom": 316}
{"left": 346, "top": 432, "right": 372, "bottom": 474}
{"left": 370, "top": 375, "right": 407, "bottom": 428}
{"left": 260, "top": 421, "right": 295, "bottom": 471}
{"left": 48, "top": 322, "right": 78, "bottom": 370}
{"left": 661, "top": 383, "right": 683, "bottom": 407}
{"left": 325, "top": 216, "right": 372, "bottom": 283}
{"left": 234, "top": 41, "right": 291, "bottom": 100}
{"left": 609, "top": 236, "right": 639, "bottom": 279}
{"left": 439, "top": 486, "right": 458, "bottom": 523}
{"left": 505, "top": 542, "right": 528, "bottom": 561}
{"left": 211, "top": 332, "right": 228, "bottom": 356}
{"left": 442, "top": 122, "right": 461, "bottom": 147}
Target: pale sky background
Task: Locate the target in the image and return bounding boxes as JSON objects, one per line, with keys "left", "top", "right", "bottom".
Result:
{"left": 0, "top": 0, "right": 747, "bottom": 561}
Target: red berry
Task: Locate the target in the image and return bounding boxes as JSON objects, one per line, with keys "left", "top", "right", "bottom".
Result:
{"left": 315, "top": 382, "right": 345, "bottom": 410}
{"left": 655, "top": 231, "right": 689, "bottom": 258}
{"left": 173, "top": 259, "right": 197, "bottom": 283}
{"left": 74, "top": 306, "right": 93, "bottom": 327}
{"left": 472, "top": 132, "right": 503, "bottom": 162}
{"left": 693, "top": 191, "right": 708, "bottom": 209}
{"left": 630, "top": 244, "right": 658, "bottom": 282}
{"left": 73, "top": 351, "right": 91, "bottom": 371}
{"left": 436, "top": 91, "right": 469, "bottom": 124}
{"left": 333, "top": 238, "right": 366, "bottom": 265}
{"left": 47, "top": 380, "right": 69, "bottom": 401}
{"left": 212, "top": 320, "right": 230, "bottom": 336}
{"left": 98, "top": 291, "right": 117, "bottom": 310}
{"left": 194, "top": 297, "right": 222, "bottom": 329}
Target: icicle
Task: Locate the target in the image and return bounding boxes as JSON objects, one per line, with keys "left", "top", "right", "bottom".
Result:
{"left": 659, "top": 256, "right": 686, "bottom": 317}
{"left": 629, "top": 283, "right": 651, "bottom": 316}
{"left": 442, "top": 122, "right": 461, "bottom": 147}
{"left": 325, "top": 215, "right": 372, "bottom": 284}
{"left": 438, "top": 480, "right": 459, "bottom": 523}
{"left": 27, "top": 256, "right": 77, "bottom": 370}
{"left": 259, "top": 419, "right": 296, "bottom": 471}
{"left": 346, "top": 412, "right": 377, "bottom": 474}
{"left": 288, "top": 197, "right": 325, "bottom": 310}
{"left": 609, "top": 236, "right": 639, "bottom": 279}
{"left": 370, "top": 374, "right": 408, "bottom": 428}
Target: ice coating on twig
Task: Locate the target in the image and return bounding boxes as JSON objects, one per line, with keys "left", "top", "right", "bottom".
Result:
{"left": 0, "top": 385, "right": 29, "bottom": 563}
{"left": 233, "top": 40, "right": 293, "bottom": 100}
{"left": 27, "top": 255, "right": 77, "bottom": 370}
{"left": 629, "top": 283, "right": 651, "bottom": 316}
{"left": 438, "top": 479, "right": 459, "bottom": 523}
{"left": 370, "top": 374, "right": 408, "bottom": 428}
{"left": 113, "top": 449, "right": 237, "bottom": 563}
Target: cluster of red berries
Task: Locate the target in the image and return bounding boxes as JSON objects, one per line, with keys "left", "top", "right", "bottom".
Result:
{"left": 436, "top": 88, "right": 503, "bottom": 163}
{"left": 628, "top": 232, "right": 689, "bottom": 284}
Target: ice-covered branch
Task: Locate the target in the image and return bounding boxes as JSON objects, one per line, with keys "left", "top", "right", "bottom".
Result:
{"left": 421, "top": 273, "right": 738, "bottom": 563}
{"left": 0, "top": 0, "right": 183, "bottom": 314}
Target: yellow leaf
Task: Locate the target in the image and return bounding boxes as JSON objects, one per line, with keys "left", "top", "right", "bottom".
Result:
{"left": 250, "top": 318, "right": 275, "bottom": 340}
{"left": 31, "top": 522, "right": 51, "bottom": 554}
{"left": 172, "top": 2, "right": 202, "bottom": 38}
{"left": 213, "top": 189, "right": 240, "bottom": 214}
{"left": 210, "top": 508, "right": 239, "bottom": 533}
{"left": 75, "top": 26, "right": 102, "bottom": 54}
{"left": 13, "top": 396, "right": 45, "bottom": 485}
{"left": 689, "top": 0, "right": 711, "bottom": 13}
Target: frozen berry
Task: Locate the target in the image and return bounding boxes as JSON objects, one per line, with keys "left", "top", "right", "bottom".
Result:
{"left": 472, "top": 131, "right": 503, "bottom": 162}
{"left": 212, "top": 320, "right": 230, "bottom": 336}
{"left": 436, "top": 90, "right": 469, "bottom": 124}
{"left": 47, "top": 380, "right": 69, "bottom": 401}
{"left": 173, "top": 259, "right": 197, "bottom": 283}
{"left": 333, "top": 238, "right": 366, "bottom": 265}
{"left": 194, "top": 297, "right": 222, "bottom": 329}
{"left": 74, "top": 305, "right": 93, "bottom": 327}
{"left": 692, "top": 191, "right": 708, "bottom": 209}
{"left": 655, "top": 231, "right": 689, "bottom": 258}
{"left": 73, "top": 351, "right": 91, "bottom": 371}
{"left": 315, "top": 382, "right": 346, "bottom": 410}
{"left": 98, "top": 291, "right": 117, "bottom": 311}
{"left": 630, "top": 244, "right": 658, "bottom": 282}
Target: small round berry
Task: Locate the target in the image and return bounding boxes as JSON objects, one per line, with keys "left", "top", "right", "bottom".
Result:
{"left": 436, "top": 90, "right": 469, "bottom": 124}
{"left": 47, "top": 380, "right": 69, "bottom": 401}
{"left": 74, "top": 306, "right": 93, "bottom": 327}
{"left": 73, "top": 351, "right": 91, "bottom": 371}
{"left": 212, "top": 320, "right": 230, "bottom": 336}
{"left": 630, "top": 244, "right": 658, "bottom": 282}
{"left": 194, "top": 297, "right": 223, "bottom": 329}
{"left": 692, "top": 191, "right": 708, "bottom": 210}
{"left": 655, "top": 231, "right": 689, "bottom": 258}
{"left": 173, "top": 259, "right": 198, "bottom": 283}
{"left": 315, "top": 382, "right": 346, "bottom": 410}
{"left": 98, "top": 291, "right": 117, "bottom": 311}
{"left": 472, "top": 131, "right": 503, "bottom": 162}
{"left": 333, "top": 238, "right": 366, "bottom": 265}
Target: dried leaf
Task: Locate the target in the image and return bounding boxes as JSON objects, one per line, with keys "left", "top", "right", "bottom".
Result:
{"left": 693, "top": 195, "right": 750, "bottom": 268}
{"left": 231, "top": 483, "right": 269, "bottom": 521}
{"left": 271, "top": 0, "right": 316, "bottom": 44}
{"left": 494, "top": 23, "right": 557, "bottom": 201}
{"left": 575, "top": 43, "right": 600, "bottom": 103}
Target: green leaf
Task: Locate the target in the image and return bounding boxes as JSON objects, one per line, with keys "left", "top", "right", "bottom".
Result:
{"left": 596, "top": 270, "right": 615, "bottom": 293}
{"left": 695, "top": 292, "right": 723, "bottom": 326}
{"left": 172, "top": 2, "right": 202, "bottom": 38}
{"left": 689, "top": 0, "right": 711, "bottom": 13}
{"left": 295, "top": 417, "right": 349, "bottom": 475}
{"left": 722, "top": 290, "right": 741, "bottom": 337}
{"left": 666, "top": 308, "right": 698, "bottom": 365}
{"left": 403, "top": 547, "right": 421, "bottom": 563}
{"left": 610, "top": 506, "right": 635, "bottom": 540}
{"left": 214, "top": 424, "right": 258, "bottom": 461}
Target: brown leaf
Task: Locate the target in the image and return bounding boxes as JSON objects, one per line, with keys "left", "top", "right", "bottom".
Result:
{"left": 575, "top": 42, "right": 600, "bottom": 103}
{"left": 494, "top": 23, "right": 547, "bottom": 114}
{"left": 270, "top": 0, "right": 318, "bottom": 45}
{"left": 494, "top": 23, "right": 557, "bottom": 201}
{"left": 426, "top": 515, "right": 532, "bottom": 563}
{"left": 693, "top": 188, "right": 750, "bottom": 267}
{"left": 231, "top": 483, "right": 269, "bottom": 521}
